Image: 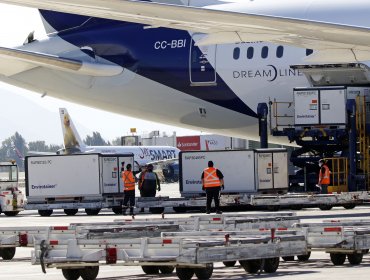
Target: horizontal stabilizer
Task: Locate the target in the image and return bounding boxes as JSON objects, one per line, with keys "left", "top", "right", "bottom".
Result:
{"left": 0, "top": 46, "right": 123, "bottom": 76}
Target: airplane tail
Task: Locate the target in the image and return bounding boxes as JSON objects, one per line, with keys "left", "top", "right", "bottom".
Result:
{"left": 59, "top": 108, "right": 85, "bottom": 152}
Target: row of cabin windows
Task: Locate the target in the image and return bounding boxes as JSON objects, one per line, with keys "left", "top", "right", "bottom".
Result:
{"left": 233, "top": 46, "right": 314, "bottom": 60}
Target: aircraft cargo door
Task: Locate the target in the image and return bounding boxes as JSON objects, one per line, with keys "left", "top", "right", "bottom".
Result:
{"left": 189, "top": 34, "right": 217, "bottom": 86}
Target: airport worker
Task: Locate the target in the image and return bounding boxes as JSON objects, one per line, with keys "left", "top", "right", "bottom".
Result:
{"left": 122, "top": 163, "right": 136, "bottom": 215}
{"left": 201, "top": 160, "right": 224, "bottom": 214}
{"left": 140, "top": 164, "right": 161, "bottom": 198}
{"left": 137, "top": 164, "right": 161, "bottom": 213}
{"left": 318, "top": 159, "right": 330, "bottom": 194}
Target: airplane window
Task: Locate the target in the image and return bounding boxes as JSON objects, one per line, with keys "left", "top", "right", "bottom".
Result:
{"left": 306, "top": 49, "right": 313, "bottom": 56}
{"left": 261, "top": 46, "right": 268, "bottom": 59}
{"left": 233, "top": 47, "right": 240, "bottom": 60}
{"left": 276, "top": 46, "right": 284, "bottom": 58}
{"left": 247, "top": 47, "right": 254, "bottom": 59}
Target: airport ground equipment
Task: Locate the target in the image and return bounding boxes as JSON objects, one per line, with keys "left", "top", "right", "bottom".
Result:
{"left": 0, "top": 160, "right": 24, "bottom": 216}
{"left": 25, "top": 153, "right": 134, "bottom": 216}
{"left": 136, "top": 191, "right": 369, "bottom": 213}
{"left": 25, "top": 216, "right": 370, "bottom": 280}
{"left": 0, "top": 212, "right": 298, "bottom": 260}
{"left": 26, "top": 214, "right": 306, "bottom": 280}
{"left": 270, "top": 84, "right": 370, "bottom": 193}
{"left": 293, "top": 219, "right": 370, "bottom": 265}
{"left": 180, "top": 149, "right": 288, "bottom": 197}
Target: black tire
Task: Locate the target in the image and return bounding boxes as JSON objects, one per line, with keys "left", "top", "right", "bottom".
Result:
{"left": 330, "top": 253, "right": 346, "bottom": 265}
{"left": 62, "top": 269, "right": 80, "bottom": 280}
{"left": 363, "top": 249, "right": 369, "bottom": 254}
{"left": 173, "top": 207, "right": 187, "bottom": 213}
{"left": 176, "top": 267, "right": 194, "bottom": 280}
{"left": 239, "top": 259, "right": 262, "bottom": 273}
{"left": 141, "top": 266, "right": 159, "bottom": 274}
{"left": 3, "top": 211, "right": 19, "bottom": 216}
{"left": 347, "top": 253, "right": 363, "bottom": 265}
{"left": 112, "top": 207, "right": 123, "bottom": 215}
{"left": 319, "top": 205, "right": 333, "bottom": 211}
{"left": 79, "top": 266, "right": 99, "bottom": 280}
{"left": 194, "top": 263, "right": 213, "bottom": 280}
{"left": 64, "top": 209, "right": 78, "bottom": 216}
{"left": 85, "top": 208, "right": 101, "bottom": 216}
{"left": 343, "top": 204, "right": 356, "bottom": 210}
{"left": 266, "top": 205, "right": 280, "bottom": 212}
{"left": 282, "top": 256, "right": 295, "bottom": 261}
{"left": 159, "top": 266, "right": 175, "bottom": 274}
{"left": 38, "top": 209, "right": 53, "bottom": 217}
{"left": 263, "top": 257, "right": 279, "bottom": 273}
{"left": 297, "top": 252, "right": 311, "bottom": 261}
{"left": 223, "top": 261, "right": 237, "bottom": 267}
{"left": 290, "top": 205, "right": 303, "bottom": 210}
{"left": 0, "top": 247, "right": 16, "bottom": 260}
{"left": 149, "top": 207, "right": 164, "bottom": 214}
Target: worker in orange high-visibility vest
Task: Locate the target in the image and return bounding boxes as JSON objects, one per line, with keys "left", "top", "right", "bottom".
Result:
{"left": 318, "top": 159, "right": 330, "bottom": 194}
{"left": 201, "top": 161, "right": 224, "bottom": 214}
{"left": 122, "top": 163, "right": 137, "bottom": 215}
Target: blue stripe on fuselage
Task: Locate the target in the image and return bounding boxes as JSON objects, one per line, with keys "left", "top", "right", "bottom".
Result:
{"left": 39, "top": 11, "right": 257, "bottom": 118}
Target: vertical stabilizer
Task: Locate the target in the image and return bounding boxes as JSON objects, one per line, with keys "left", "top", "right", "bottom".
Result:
{"left": 59, "top": 108, "right": 85, "bottom": 153}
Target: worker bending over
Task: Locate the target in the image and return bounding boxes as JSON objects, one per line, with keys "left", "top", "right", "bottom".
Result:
{"left": 139, "top": 163, "right": 161, "bottom": 197}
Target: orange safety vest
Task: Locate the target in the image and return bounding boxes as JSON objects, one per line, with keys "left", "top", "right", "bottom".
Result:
{"left": 122, "top": 170, "right": 135, "bottom": 191}
{"left": 319, "top": 165, "right": 330, "bottom": 185}
{"left": 203, "top": 167, "right": 221, "bottom": 188}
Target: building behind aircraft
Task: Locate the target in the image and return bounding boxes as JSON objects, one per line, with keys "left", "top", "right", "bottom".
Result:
{"left": 59, "top": 108, "right": 180, "bottom": 170}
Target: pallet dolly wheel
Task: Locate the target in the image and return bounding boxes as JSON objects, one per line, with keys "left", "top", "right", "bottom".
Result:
{"left": 347, "top": 252, "right": 363, "bottom": 265}
{"left": 79, "top": 265, "right": 99, "bottom": 280}
{"left": 239, "top": 259, "right": 261, "bottom": 274}
{"left": 223, "top": 261, "right": 237, "bottom": 267}
{"left": 0, "top": 247, "right": 16, "bottom": 260}
{"left": 263, "top": 257, "right": 279, "bottom": 273}
{"left": 141, "top": 266, "right": 160, "bottom": 274}
{"left": 62, "top": 269, "right": 80, "bottom": 280}
{"left": 330, "top": 253, "right": 346, "bottom": 265}
{"left": 176, "top": 267, "right": 194, "bottom": 280}
{"left": 194, "top": 263, "right": 213, "bottom": 279}
{"left": 159, "top": 266, "right": 175, "bottom": 274}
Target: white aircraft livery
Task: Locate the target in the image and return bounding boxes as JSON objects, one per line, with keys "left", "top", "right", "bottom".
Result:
{"left": 0, "top": 0, "right": 369, "bottom": 141}
{"left": 60, "top": 108, "right": 179, "bottom": 168}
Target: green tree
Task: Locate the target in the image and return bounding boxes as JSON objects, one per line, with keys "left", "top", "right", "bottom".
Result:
{"left": 28, "top": 141, "right": 62, "bottom": 153}
{"left": 84, "top": 132, "right": 108, "bottom": 146}
{"left": 28, "top": 141, "right": 48, "bottom": 152}
{"left": 48, "top": 144, "right": 63, "bottom": 152}
{"left": 111, "top": 137, "right": 121, "bottom": 146}
{"left": 0, "top": 132, "right": 27, "bottom": 171}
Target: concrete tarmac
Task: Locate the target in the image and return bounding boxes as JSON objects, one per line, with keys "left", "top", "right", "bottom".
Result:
{"left": 2, "top": 183, "right": 370, "bottom": 279}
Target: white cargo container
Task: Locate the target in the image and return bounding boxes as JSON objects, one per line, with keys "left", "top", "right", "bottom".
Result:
{"left": 180, "top": 149, "right": 288, "bottom": 197}
{"left": 294, "top": 86, "right": 370, "bottom": 126}
{"left": 26, "top": 153, "right": 134, "bottom": 204}
{"left": 255, "top": 149, "right": 288, "bottom": 191}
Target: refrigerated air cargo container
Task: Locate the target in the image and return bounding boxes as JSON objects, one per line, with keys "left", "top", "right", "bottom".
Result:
{"left": 25, "top": 153, "right": 134, "bottom": 216}
{"left": 179, "top": 149, "right": 288, "bottom": 197}
{"left": 293, "top": 86, "right": 370, "bottom": 127}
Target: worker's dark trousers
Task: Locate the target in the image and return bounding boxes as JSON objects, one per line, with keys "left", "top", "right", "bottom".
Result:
{"left": 321, "top": 184, "right": 328, "bottom": 194}
{"left": 206, "top": 187, "right": 221, "bottom": 212}
{"left": 123, "top": 190, "right": 135, "bottom": 214}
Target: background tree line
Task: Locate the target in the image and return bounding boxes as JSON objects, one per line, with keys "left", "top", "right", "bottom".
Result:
{"left": 0, "top": 131, "right": 120, "bottom": 171}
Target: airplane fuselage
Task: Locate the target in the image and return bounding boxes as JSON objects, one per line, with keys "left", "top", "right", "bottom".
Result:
{"left": 2, "top": 0, "right": 369, "bottom": 141}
